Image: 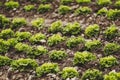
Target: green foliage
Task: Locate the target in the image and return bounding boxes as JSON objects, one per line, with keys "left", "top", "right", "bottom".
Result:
{"left": 49, "top": 50, "right": 67, "bottom": 61}
{"left": 61, "top": 67, "right": 79, "bottom": 79}
{"left": 11, "top": 58, "right": 38, "bottom": 71}
{"left": 5, "top": 1, "right": 19, "bottom": 9}
{"left": 85, "top": 40, "right": 102, "bottom": 51}
{"left": 24, "top": 5, "right": 35, "bottom": 11}
{"left": 85, "top": 24, "right": 100, "bottom": 37}
{"left": 97, "top": 0, "right": 112, "bottom": 6}
{"left": 58, "top": 5, "right": 72, "bottom": 15}
{"left": 104, "top": 25, "right": 118, "bottom": 39}
{"left": 73, "top": 51, "right": 96, "bottom": 65}
{"left": 115, "top": 1, "right": 120, "bottom": 7}
{"left": 29, "top": 33, "right": 46, "bottom": 44}
{"left": 15, "top": 31, "right": 32, "bottom": 41}
{"left": 31, "top": 18, "right": 44, "bottom": 29}
{"left": 30, "top": 0, "right": 38, "bottom": 2}
{"left": 36, "top": 63, "right": 59, "bottom": 77}
{"left": 81, "top": 69, "right": 103, "bottom": 80}
{"left": 107, "top": 9, "right": 120, "bottom": 20}
{"left": 76, "top": 0, "right": 91, "bottom": 4}
{"left": 63, "top": 22, "right": 81, "bottom": 35}
{"left": 0, "top": 14, "right": 10, "bottom": 27}
{"left": 27, "top": 46, "right": 48, "bottom": 58}
{"left": 66, "top": 36, "right": 85, "bottom": 48}
{"left": 12, "top": 18, "right": 27, "bottom": 28}
{"left": 100, "top": 56, "right": 118, "bottom": 68}
{"left": 75, "top": 7, "right": 92, "bottom": 15}
{"left": 104, "top": 71, "right": 120, "bottom": 80}
{"left": 0, "top": 55, "right": 12, "bottom": 67}
{"left": 61, "top": 0, "right": 73, "bottom": 5}
{"left": 48, "top": 20, "right": 63, "bottom": 33}
{"left": 38, "top": 4, "right": 52, "bottom": 13}
{"left": 103, "top": 43, "right": 120, "bottom": 55}
{"left": 41, "top": 0, "right": 52, "bottom": 3}
{"left": 0, "top": 29, "right": 14, "bottom": 39}
{"left": 0, "top": 39, "right": 10, "bottom": 53}
{"left": 97, "top": 7, "right": 108, "bottom": 15}
{"left": 15, "top": 42, "right": 32, "bottom": 53}
{"left": 7, "top": 38, "right": 18, "bottom": 47}
{"left": 47, "top": 34, "right": 65, "bottom": 46}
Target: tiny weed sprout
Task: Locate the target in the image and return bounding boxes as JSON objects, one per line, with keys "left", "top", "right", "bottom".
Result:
{"left": 61, "top": 67, "right": 79, "bottom": 79}
{"left": 97, "top": 0, "right": 112, "bottom": 6}
{"left": 0, "top": 55, "right": 12, "bottom": 67}
{"left": 5, "top": 1, "right": 19, "bottom": 9}
{"left": 24, "top": 5, "right": 35, "bottom": 11}
{"left": 63, "top": 22, "right": 81, "bottom": 35}
{"left": 48, "top": 20, "right": 63, "bottom": 33}
{"left": 49, "top": 50, "right": 67, "bottom": 61}
{"left": 47, "top": 34, "right": 65, "bottom": 46}
{"left": 76, "top": 0, "right": 91, "bottom": 4}
{"left": 12, "top": 18, "right": 27, "bottom": 28}
{"left": 29, "top": 33, "right": 46, "bottom": 44}
{"left": 104, "top": 43, "right": 120, "bottom": 55}
{"left": 36, "top": 63, "right": 59, "bottom": 77}
{"left": 73, "top": 51, "right": 96, "bottom": 65}
{"left": 58, "top": 5, "right": 72, "bottom": 15}
{"left": 75, "top": 7, "right": 92, "bottom": 15}
{"left": 85, "top": 24, "right": 100, "bottom": 37}
{"left": 38, "top": 4, "right": 52, "bottom": 13}
{"left": 100, "top": 56, "right": 118, "bottom": 68}
{"left": 66, "top": 36, "right": 85, "bottom": 48}
{"left": 97, "top": 7, "right": 108, "bottom": 15}
{"left": 81, "top": 69, "right": 103, "bottom": 80}
{"left": 61, "top": 0, "right": 73, "bottom": 5}
{"left": 11, "top": 58, "right": 38, "bottom": 71}
{"left": 31, "top": 18, "right": 44, "bottom": 29}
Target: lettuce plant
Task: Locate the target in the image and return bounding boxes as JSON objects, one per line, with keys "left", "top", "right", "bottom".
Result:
{"left": 61, "top": 0, "right": 73, "bottom": 5}
{"left": 5, "top": 1, "right": 19, "bottom": 9}
{"left": 36, "top": 63, "right": 59, "bottom": 77}
{"left": 58, "top": 5, "right": 72, "bottom": 14}
{"left": 7, "top": 38, "right": 18, "bottom": 47}
{"left": 97, "top": 0, "right": 112, "bottom": 6}
{"left": 61, "top": 67, "right": 79, "bottom": 79}
{"left": 97, "top": 7, "right": 108, "bottom": 15}
{"left": 38, "top": 4, "right": 52, "bottom": 13}
{"left": 41, "top": 0, "right": 52, "bottom": 3}
{"left": 115, "top": 1, "right": 120, "bottom": 7}
{"left": 76, "top": 0, "right": 91, "bottom": 4}
{"left": 24, "top": 5, "right": 35, "bottom": 11}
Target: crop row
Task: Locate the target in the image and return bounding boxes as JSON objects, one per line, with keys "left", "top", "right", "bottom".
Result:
{"left": 0, "top": 54, "right": 119, "bottom": 79}
{"left": 1, "top": 1, "right": 120, "bottom": 20}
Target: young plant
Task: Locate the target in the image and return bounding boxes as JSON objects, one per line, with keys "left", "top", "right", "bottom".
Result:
{"left": 29, "top": 33, "right": 46, "bottom": 44}
{"left": 31, "top": 18, "right": 44, "bottom": 29}
{"left": 115, "top": 1, "right": 120, "bottom": 8}
{"left": 73, "top": 51, "right": 96, "bottom": 65}
{"left": 75, "top": 7, "right": 92, "bottom": 15}
{"left": 58, "top": 5, "right": 72, "bottom": 15}
{"left": 85, "top": 24, "right": 100, "bottom": 37}
{"left": 0, "top": 14, "right": 10, "bottom": 27}
{"left": 97, "top": 0, "right": 112, "bottom": 6}
{"left": 12, "top": 18, "right": 27, "bottom": 28}
{"left": 63, "top": 22, "right": 81, "bottom": 35}
{"left": 76, "top": 0, "right": 91, "bottom": 4}
{"left": 11, "top": 58, "right": 38, "bottom": 71}
{"left": 38, "top": 4, "right": 52, "bottom": 13}
{"left": 0, "top": 55, "right": 12, "bottom": 67}
{"left": 7, "top": 38, "right": 18, "bottom": 47}
{"left": 27, "top": 46, "right": 48, "bottom": 58}
{"left": 85, "top": 40, "right": 102, "bottom": 51}
{"left": 61, "top": 67, "right": 79, "bottom": 79}
{"left": 104, "top": 25, "right": 118, "bottom": 39}
{"left": 48, "top": 20, "right": 63, "bottom": 33}
{"left": 36, "top": 63, "right": 59, "bottom": 77}
{"left": 5, "top": 1, "right": 19, "bottom": 9}
{"left": 66, "top": 36, "right": 85, "bottom": 48}
{"left": 15, "top": 42, "right": 32, "bottom": 53}
{"left": 0, "top": 39, "right": 10, "bottom": 53}
{"left": 47, "top": 34, "right": 65, "bottom": 46}
{"left": 15, "top": 31, "right": 32, "bottom": 41}
{"left": 61, "top": 0, "right": 73, "bottom": 5}
{"left": 104, "top": 71, "right": 120, "bottom": 80}
{"left": 24, "top": 5, "right": 35, "bottom": 11}
{"left": 81, "top": 69, "right": 103, "bottom": 80}
{"left": 99, "top": 56, "right": 118, "bottom": 68}
{"left": 0, "top": 29, "right": 14, "bottom": 39}
{"left": 41, "top": 0, "right": 52, "bottom": 3}
{"left": 103, "top": 43, "right": 120, "bottom": 55}
{"left": 97, "top": 7, "right": 108, "bottom": 15}
{"left": 49, "top": 50, "right": 67, "bottom": 61}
